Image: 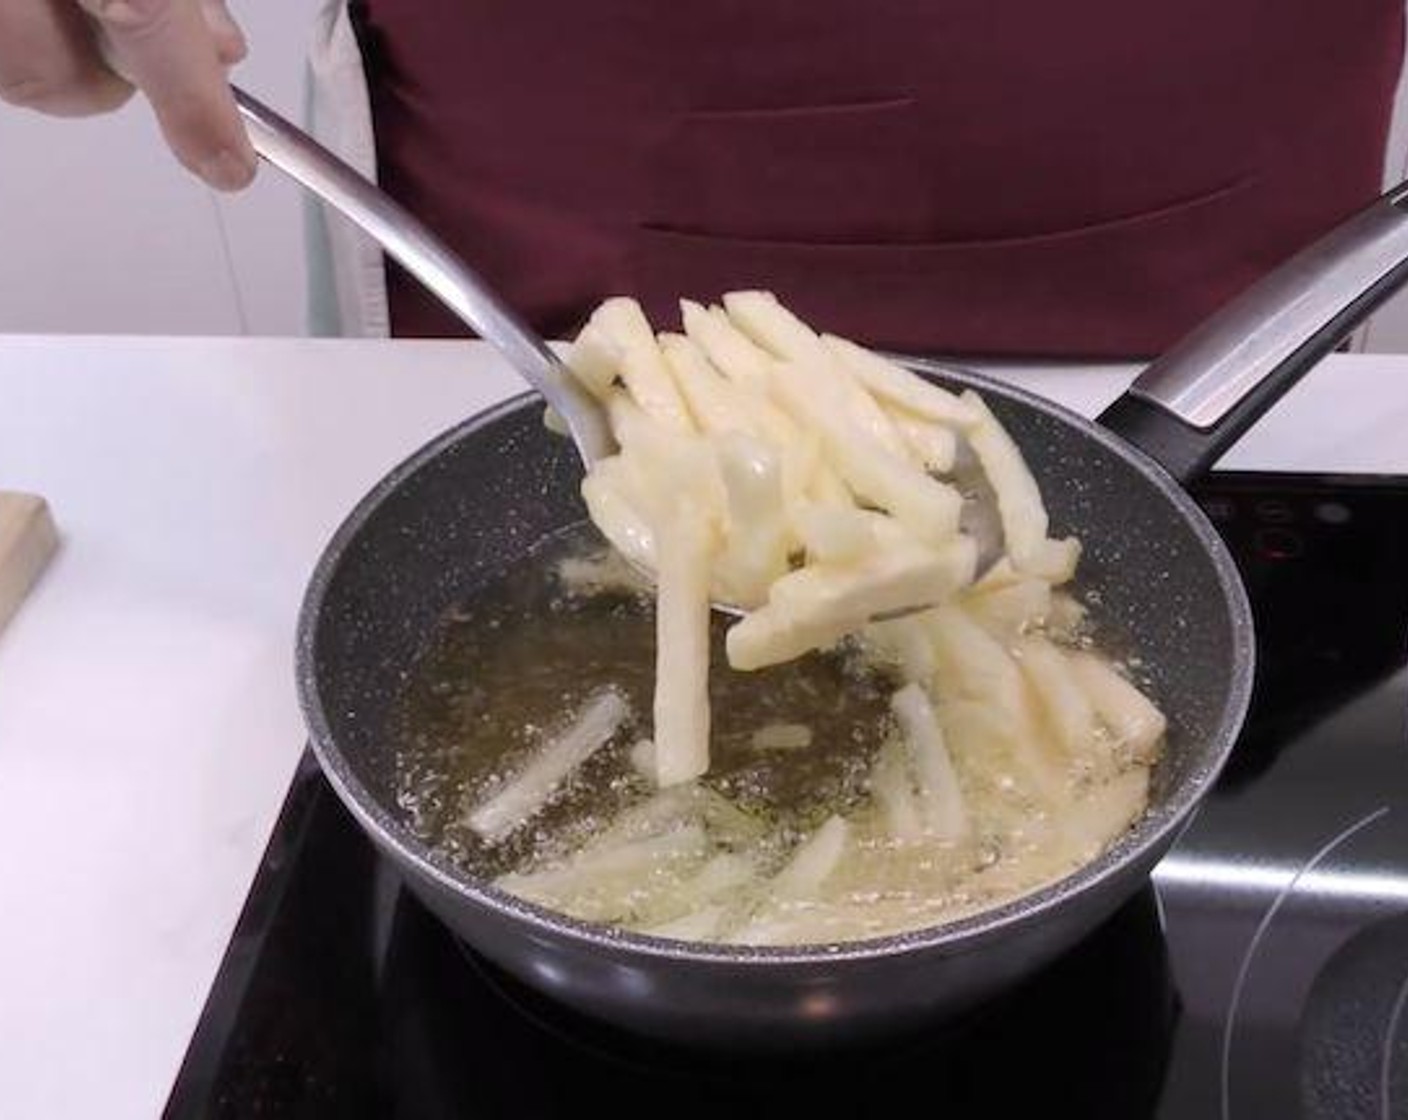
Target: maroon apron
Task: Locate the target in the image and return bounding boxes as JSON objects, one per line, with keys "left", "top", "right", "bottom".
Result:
{"left": 353, "top": 1, "right": 1403, "bottom": 358}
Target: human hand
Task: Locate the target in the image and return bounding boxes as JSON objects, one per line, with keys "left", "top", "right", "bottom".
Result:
{"left": 0, "top": 0, "right": 255, "bottom": 190}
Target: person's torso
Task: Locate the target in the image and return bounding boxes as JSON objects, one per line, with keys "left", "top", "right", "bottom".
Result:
{"left": 352, "top": 0, "right": 1402, "bottom": 357}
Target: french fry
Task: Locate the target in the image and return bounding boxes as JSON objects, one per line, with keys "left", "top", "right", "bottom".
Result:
{"left": 713, "top": 431, "right": 792, "bottom": 607}
{"left": 578, "top": 299, "right": 694, "bottom": 431}
{"left": 727, "top": 538, "right": 977, "bottom": 671}
{"left": 749, "top": 723, "right": 814, "bottom": 751}
{"left": 862, "top": 614, "right": 939, "bottom": 683}
{"left": 821, "top": 333, "right": 981, "bottom": 429}
{"left": 772, "top": 815, "right": 850, "bottom": 899}
{"left": 926, "top": 603, "right": 1030, "bottom": 714}
{"left": 793, "top": 503, "right": 887, "bottom": 566}
{"left": 652, "top": 511, "right": 716, "bottom": 785}
{"left": 1022, "top": 536, "right": 1082, "bottom": 585}
{"left": 1016, "top": 636, "right": 1098, "bottom": 758}
{"left": 939, "top": 698, "right": 1067, "bottom": 806}
{"left": 1069, "top": 653, "right": 1167, "bottom": 762}
{"left": 619, "top": 344, "right": 696, "bottom": 433}
{"left": 680, "top": 299, "right": 776, "bottom": 393}
{"left": 644, "top": 905, "right": 729, "bottom": 942}
{"left": 628, "top": 739, "right": 657, "bottom": 782}
{"left": 659, "top": 331, "right": 771, "bottom": 438}
{"left": 579, "top": 459, "right": 656, "bottom": 570}
{"left": 963, "top": 577, "right": 1053, "bottom": 640}
{"left": 892, "top": 412, "right": 958, "bottom": 473}
{"left": 556, "top": 547, "right": 653, "bottom": 599}
{"left": 565, "top": 319, "right": 622, "bottom": 399}
{"left": 496, "top": 823, "right": 709, "bottom": 921}
{"left": 769, "top": 359, "right": 963, "bottom": 545}
{"left": 722, "top": 290, "right": 911, "bottom": 459}
{"left": 869, "top": 737, "right": 924, "bottom": 841}
{"left": 467, "top": 688, "right": 631, "bottom": 843}
{"left": 608, "top": 394, "right": 727, "bottom": 526}
{"left": 962, "top": 389, "right": 1049, "bottom": 571}
{"left": 1046, "top": 591, "right": 1089, "bottom": 642}
{"left": 589, "top": 296, "right": 657, "bottom": 351}
{"left": 891, "top": 683, "right": 968, "bottom": 840}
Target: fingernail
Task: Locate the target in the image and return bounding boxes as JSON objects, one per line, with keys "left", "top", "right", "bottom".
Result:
{"left": 198, "top": 149, "right": 255, "bottom": 191}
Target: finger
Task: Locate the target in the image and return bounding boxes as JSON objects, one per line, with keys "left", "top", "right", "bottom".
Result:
{"left": 0, "top": 0, "right": 132, "bottom": 116}
{"left": 199, "top": 0, "right": 245, "bottom": 66}
{"left": 79, "top": 0, "right": 255, "bottom": 191}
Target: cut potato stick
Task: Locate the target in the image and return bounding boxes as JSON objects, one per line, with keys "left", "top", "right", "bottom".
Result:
{"left": 863, "top": 614, "right": 939, "bottom": 683}
{"left": 773, "top": 815, "right": 851, "bottom": 899}
{"left": 713, "top": 431, "right": 792, "bottom": 607}
{"left": 579, "top": 458, "right": 656, "bottom": 570}
{"left": 769, "top": 359, "right": 962, "bottom": 544}
{"left": 589, "top": 295, "right": 657, "bottom": 351}
{"left": 684, "top": 852, "right": 759, "bottom": 898}
{"left": 1016, "top": 636, "right": 1098, "bottom": 758}
{"left": 618, "top": 344, "right": 695, "bottom": 433}
{"left": 869, "top": 737, "right": 924, "bottom": 841}
{"left": 628, "top": 738, "right": 657, "bottom": 782}
{"left": 926, "top": 603, "right": 1031, "bottom": 714}
{"left": 542, "top": 405, "right": 570, "bottom": 436}
{"left": 659, "top": 331, "right": 768, "bottom": 437}
{"left": 573, "top": 299, "right": 693, "bottom": 430}
{"left": 680, "top": 300, "right": 776, "bottom": 393}
{"left": 940, "top": 698, "right": 1067, "bottom": 806}
{"left": 892, "top": 413, "right": 958, "bottom": 473}
{"left": 658, "top": 334, "right": 838, "bottom": 521}
{"left": 962, "top": 389, "right": 1049, "bottom": 571}
{"left": 821, "top": 334, "right": 980, "bottom": 428}
{"left": 556, "top": 548, "right": 652, "bottom": 599}
{"left": 720, "top": 290, "right": 823, "bottom": 362}
{"left": 728, "top": 538, "right": 977, "bottom": 671}
{"left": 467, "top": 688, "right": 631, "bottom": 842}
{"left": 608, "top": 395, "right": 727, "bottom": 526}
{"left": 497, "top": 823, "right": 709, "bottom": 918}
{"left": 645, "top": 905, "right": 730, "bottom": 942}
{"left": 891, "top": 683, "right": 968, "bottom": 840}
{"left": 722, "top": 291, "right": 911, "bottom": 459}
{"left": 1069, "top": 654, "right": 1167, "bottom": 761}
{"left": 725, "top": 612, "right": 838, "bottom": 673}
{"left": 793, "top": 504, "right": 888, "bottom": 566}
{"left": 749, "top": 723, "right": 814, "bottom": 751}
{"left": 565, "top": 319, "right": 622, "bottom": 399}
{"left": 1022, "top": 536, "right": 1082, "bottom": 585}
{"left": 653, "top": 512, "right": 716, "bottom": 786}
{"left": 963, "top": 577, "right": 1053, "bottom": 641}
{"left": 1046, "top": 592, "right": 1089, "bottom": 642}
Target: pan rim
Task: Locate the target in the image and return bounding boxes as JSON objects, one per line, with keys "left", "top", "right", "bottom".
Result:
{"left": 296, "top": 364, "right": 1255, "bottom": 967}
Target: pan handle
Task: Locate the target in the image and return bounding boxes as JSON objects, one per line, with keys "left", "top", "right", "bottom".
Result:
{"left": 1098, "top": 181, "right": 1408, "bottom": 483}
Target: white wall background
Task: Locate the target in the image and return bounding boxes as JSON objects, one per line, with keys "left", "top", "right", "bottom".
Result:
{"left": 3, "top": 1, "right": 1408, "bottom": 349}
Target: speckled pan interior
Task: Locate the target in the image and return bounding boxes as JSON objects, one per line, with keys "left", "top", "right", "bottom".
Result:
{"left": 297, "top": 366, "right": 1253, "bottom": 959}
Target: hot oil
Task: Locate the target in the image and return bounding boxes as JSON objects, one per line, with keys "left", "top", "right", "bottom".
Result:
{"left": 389, "top": 522, "right": 893, "bottom": 883}
{"left": 390, "top": 523, "right": 1163, "bottom": 944}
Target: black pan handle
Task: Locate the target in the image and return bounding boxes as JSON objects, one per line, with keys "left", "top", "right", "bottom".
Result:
{"left": 1099, "top": 180, "right": 1408, "bottom": 484}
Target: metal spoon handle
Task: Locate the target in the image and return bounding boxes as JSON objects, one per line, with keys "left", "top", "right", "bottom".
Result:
{"left": 232, "top": 86, "right": 615, "bottom": 463}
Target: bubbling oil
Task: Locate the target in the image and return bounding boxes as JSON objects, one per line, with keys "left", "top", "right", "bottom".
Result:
{"left": 389, "top": 522, "right": 1159, "bottom": 945}
{"left": 390, "top": 523, "right": 892, "bottom": 879}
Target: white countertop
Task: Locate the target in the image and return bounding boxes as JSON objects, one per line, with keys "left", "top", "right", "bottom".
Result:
{"left": 1, "top": 335, "right": 1406, "bottom": 1119}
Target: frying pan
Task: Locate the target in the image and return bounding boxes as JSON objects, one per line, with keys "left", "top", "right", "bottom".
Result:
{"left": 293, "top": 145, "right": 1408, "bottom": 1046}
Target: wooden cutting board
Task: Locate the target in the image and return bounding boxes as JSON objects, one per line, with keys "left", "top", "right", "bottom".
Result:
{"left": 0, "top": 492, "right": 58, "bottom": 638}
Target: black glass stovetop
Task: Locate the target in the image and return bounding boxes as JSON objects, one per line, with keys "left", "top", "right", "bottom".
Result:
{"left": 165, "top": 472, "right": 1408, "bottom": 1120}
